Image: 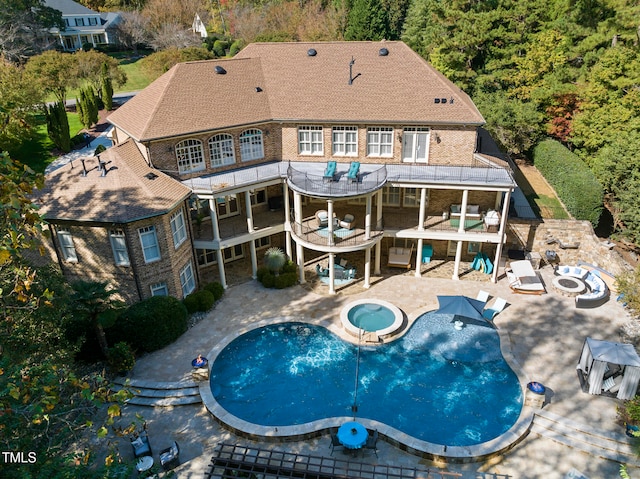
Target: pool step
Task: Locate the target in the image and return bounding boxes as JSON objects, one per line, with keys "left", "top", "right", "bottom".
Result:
{"left": 112, "top": 378, "right": 202, "bottom": 407}
{"left": 532, "top": 409, "right": 639, "bottom": 466}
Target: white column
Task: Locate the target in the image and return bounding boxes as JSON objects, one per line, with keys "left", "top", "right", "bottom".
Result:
{"left": 245, "top": 192, "right": 257, "bottom": 279}
{"left": 294, "top": 192, "right": 306, "bottom": 284}
{"left": 365, "top": 196, "right": 372, "bottom": 240}
{"left": 328, "top": 253, "right": 335, "bottom": 294}
{"left": 284, "top": 184, "right": 292, "bottom": 259}
{"left": 364, "top": 247, "right": 371, "bottom": 288}
{"left": 452, "top": 241, "right": 463, "bottom": 280}
{"left": 209, "top": 198, "right": 227, "bottom": 289}
{"left": 374, "top": 190, "right": 383, "bottom": 274}
{"left": 491, "top": 190, "right": 512, "bottom": 283}
{"left": 415, "top": 188, "right": 427, "bottom": 277}
{"left": 327, "top": 200, "right": 335, "bottom": 246}
{"left": 458, "top": 190, "right": 469, "bottom": 233}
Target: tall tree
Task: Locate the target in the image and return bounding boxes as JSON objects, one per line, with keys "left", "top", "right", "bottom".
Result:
{"left": 101, "top": 62, "right": 114, "bottom": 111}
{"left": 0, "top": 0, "right": 64, "bottom": 63}
{"left": 45, "top": 100, "right": 71, "bottom": 153}
{"left": 344, "top": 0, "right": 389, "bottom": 41}
{"left": 70, "top": 281, "right": 124, "bottom": 357}
{"left": 0, "top": 60, "right": 45, "bottom": 152}
{"left": 25, "top": 50, "right": 78, "bottom": 105}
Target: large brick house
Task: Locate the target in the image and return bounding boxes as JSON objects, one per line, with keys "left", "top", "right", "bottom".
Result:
{"left": 36, "top": 41, "right": 516, "bottom": 301}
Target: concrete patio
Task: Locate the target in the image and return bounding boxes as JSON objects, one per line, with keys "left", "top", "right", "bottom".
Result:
{"left": 114, "top": 264, "right": 640, "bottom": 478}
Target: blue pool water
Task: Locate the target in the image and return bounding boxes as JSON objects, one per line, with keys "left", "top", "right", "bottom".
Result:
{"left": 209, "top": 312, "right": 523, "bottom": 446}
{"left": 348, "top": 303, "right": 394, "bottom": 332}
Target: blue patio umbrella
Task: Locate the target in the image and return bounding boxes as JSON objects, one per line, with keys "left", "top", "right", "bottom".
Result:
{"left": 436, "top": 295, "right": 486, "bottom": 322}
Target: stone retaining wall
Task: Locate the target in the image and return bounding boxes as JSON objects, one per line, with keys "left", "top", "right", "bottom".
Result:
{"left": 506, "top": 218, "right": 629, "bottom": 276}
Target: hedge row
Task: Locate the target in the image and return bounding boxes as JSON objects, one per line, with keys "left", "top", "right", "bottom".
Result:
{"left": 533, "top": 139, "right": 603, "bottom": 226}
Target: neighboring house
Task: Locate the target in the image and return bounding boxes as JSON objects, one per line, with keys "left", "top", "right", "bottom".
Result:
{"left": 36, "top": 41, "right": 517, "bottom": 301}
{"left": 44, "top": 0, "right": 121, "bottom": 51}
{"left": 192, "top": 12, "right": 208, "bottom": 38}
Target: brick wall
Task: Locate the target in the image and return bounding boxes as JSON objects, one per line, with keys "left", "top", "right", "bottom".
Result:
{"left": 46, "top": 201, "right": 197, "bottom": 304}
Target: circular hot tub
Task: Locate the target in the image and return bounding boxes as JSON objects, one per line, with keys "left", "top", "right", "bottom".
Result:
{"left": 340, "top": 299, "right": 404, "bottom": 339}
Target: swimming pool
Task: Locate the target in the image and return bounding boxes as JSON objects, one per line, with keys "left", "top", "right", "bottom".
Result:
{"left": 208, "top": 311, "right": 523, "bottom": 448}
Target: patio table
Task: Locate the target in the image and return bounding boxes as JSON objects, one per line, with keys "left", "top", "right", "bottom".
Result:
{"left": 337, "top": 421, "right": 368, "bottom": 449}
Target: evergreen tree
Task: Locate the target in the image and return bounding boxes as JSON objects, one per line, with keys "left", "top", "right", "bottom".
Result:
{"left": 344, "top": 0, "right": 390, "bottom": 41}
{"left": 45, "top": 100, "right": 70, "bottom": 153}
{"left": 101, "top": 61, "right": 114, "bottom": 111}
{"left": 78, "top": 86, "right": 99, "bottom": 130}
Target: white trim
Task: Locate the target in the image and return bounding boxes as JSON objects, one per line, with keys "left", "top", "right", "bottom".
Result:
{"left": 138, "top": 225, "right": 161, "bottom": 263}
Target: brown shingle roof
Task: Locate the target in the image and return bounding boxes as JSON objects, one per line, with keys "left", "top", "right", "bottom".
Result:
{"left": 34, "top": 140, "right": 192, "bottom": 223}
{"left": 108, "top": 41, "right": 484, "bottom": 142}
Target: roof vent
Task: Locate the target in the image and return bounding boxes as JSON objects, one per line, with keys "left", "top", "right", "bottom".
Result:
{"left": 214, "top": 65, "right": 226, "bottom": 74}
{"left": 441, "top": 98, "right": 447, "bottom": 104}
{"left": 307, "top": 48, "right": 317, "bottom": 56}
{"left": 434, "top": 98, "right": 440, "bottom": 104}
{"left": 145, "top": 172, "right": 158, "bottom": 180}
{"left": 379, "top": 47, "right": 389, "bottom": 56}
{"left": 255, "top": 86, "right": 262, "bottom": 92}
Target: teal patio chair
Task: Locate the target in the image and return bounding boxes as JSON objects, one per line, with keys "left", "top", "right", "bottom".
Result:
{"left": 346, "top": 161, "right": 360, "bottom": 182}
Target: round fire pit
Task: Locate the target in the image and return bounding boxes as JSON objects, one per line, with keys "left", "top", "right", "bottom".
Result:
{"left": 552, "top": 275, "right": 586, "bottom": 297}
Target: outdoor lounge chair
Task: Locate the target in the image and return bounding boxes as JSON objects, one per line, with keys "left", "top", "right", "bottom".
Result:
{"left": 346, "top": 161, "right": 360, "bottom": 182}
{"left": 483, "top": 297, "right": 507, "bottom": 321}
{"left": 323, "top": 161, "right": 337, "bottom": 182}
{"left": 387, "top": 245, "right": 414, "bottom": 268}
{"left": 476, "top": 290, "right": 490, "bottom": 304}
{"left": 159, "top": 441, "right": 180, "bottom": 470}
{"left": 130, "top": 432, "right": 152, "bottom": 458}
{"left": 506, "top": 260, "right": 546, "bottom": 295}
{"left": 339, "top": 214, "right": 355, "bottom": 229}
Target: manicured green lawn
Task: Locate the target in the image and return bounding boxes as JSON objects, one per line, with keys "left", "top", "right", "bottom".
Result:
{"left": 12, "top": 112, "right": 84, "bottom": 173}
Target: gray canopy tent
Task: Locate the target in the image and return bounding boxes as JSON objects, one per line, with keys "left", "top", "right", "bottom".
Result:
{"left": 577, "top": 337, "right": 640, "bottom": 400}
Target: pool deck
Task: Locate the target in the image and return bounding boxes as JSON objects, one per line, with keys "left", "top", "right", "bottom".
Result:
{"left": 114, "top": 265, "right": 640, "bottom": 478}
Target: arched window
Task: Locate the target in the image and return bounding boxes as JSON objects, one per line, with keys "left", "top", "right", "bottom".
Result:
{"left": 175, "top": 139, "right": 205, "bottom": 173}
{"left": 239, "top": 129, "right": 264, "bottom": 162}
{"left": 208, "top": 134, "right": 235, "bottom": 167}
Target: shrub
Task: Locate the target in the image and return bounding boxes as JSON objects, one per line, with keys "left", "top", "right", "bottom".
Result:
{"left": 282, "top": 260, "right": 297, "bottom": 274}
{"left": 274, "top": 271, "right": 298, "bottom": 289}
{"left": 203, "top": 281, "right": 224, "bottom": 301}
{"left": 533, "top": 139, "right": 604, "bottom": 226}
{"left": 107, "top": 341, "right": 135, "bottom": 374}
{"left": 183, "top": 290, "right": 215, "bottom": 314}
{"left": 229, "top": 40, "right": 243, "bottom": 57}
{"left": 264, "top": 247, "right": 287, "bottom": 273}
{"left": 111, "top": 296, "right": 188, "bottom": 352}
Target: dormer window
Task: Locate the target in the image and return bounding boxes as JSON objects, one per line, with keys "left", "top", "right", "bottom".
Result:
{"left": 75, "top": 18, "right": 85, "bottom": 26}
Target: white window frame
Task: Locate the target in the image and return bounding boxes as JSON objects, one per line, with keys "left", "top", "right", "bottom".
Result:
{"left": 197, "top": 248, "right": 217, "bottom": 266}
{"left": 57, "top": 228, "right": 77, "bottom": 262}
{"left": 298, "top": 126, "right": 323, "bottom": 155}
{"left": 240, "top": 129, "right": 264, "bottom": 162}
{"left": 170, "top": 210, "right": 187, "bottom": 249}
{"left": 382, "top": 186, "right": 401, "bottom": 206}
{"left": 176, "top": 139, "right": 205, "bottom": 174}
{"left": 402, "top": 127, "right": 430, "bottom": 163}
{"left": 250, "top": 189, "right": 267, "bottom": 206}
{"left": 89, "top": 17, "right": 97, "bottom": 26}
{"left": 403, "top": 188, "right": 419, "bottom": 207}
{"left": 222, "top": 244, "right": 244, "bottom": 262}
{"left": 109, "top": 229, "right": 130, "bottom": 266}
{"left": 138, "top": 225, "right": 161, "bottom": 263}
{"left": 367, "top": 127, "right": 393, "bottom": 157}
{"left": 180, "top": 262, "right": 196, "bottom": 296}
{"left": 254, "top": 237, "right": 271, "bottom": 249}
{"left": 150, "top": 282, "right": 168, "bottom": 296}
{"left": 208, "top": 133, "right": 235, "bottom": 167}
{"left": 332, "top": 126, "right": 358, "bottom": 156}
{"left": 216, "top": 195, "right": 240, "bottom": 218}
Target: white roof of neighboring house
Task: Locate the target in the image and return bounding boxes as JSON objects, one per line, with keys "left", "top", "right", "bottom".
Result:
{"left": 43, "top": 0, "right": 96, "bottom": 16}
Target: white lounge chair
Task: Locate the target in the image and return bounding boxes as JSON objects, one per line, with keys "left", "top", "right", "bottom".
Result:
{"left": 507, "top": 260, "right": 546, "bottom": 295}
{"left": 483, "top": 297, "right": 507, "bottom": 321}
{"left": 476, "top": 290, "right": 490, "bottom": 304}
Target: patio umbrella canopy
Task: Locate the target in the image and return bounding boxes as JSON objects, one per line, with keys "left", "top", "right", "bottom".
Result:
{"left": 437, "top": 295, "right": 486, "bottom": 322}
